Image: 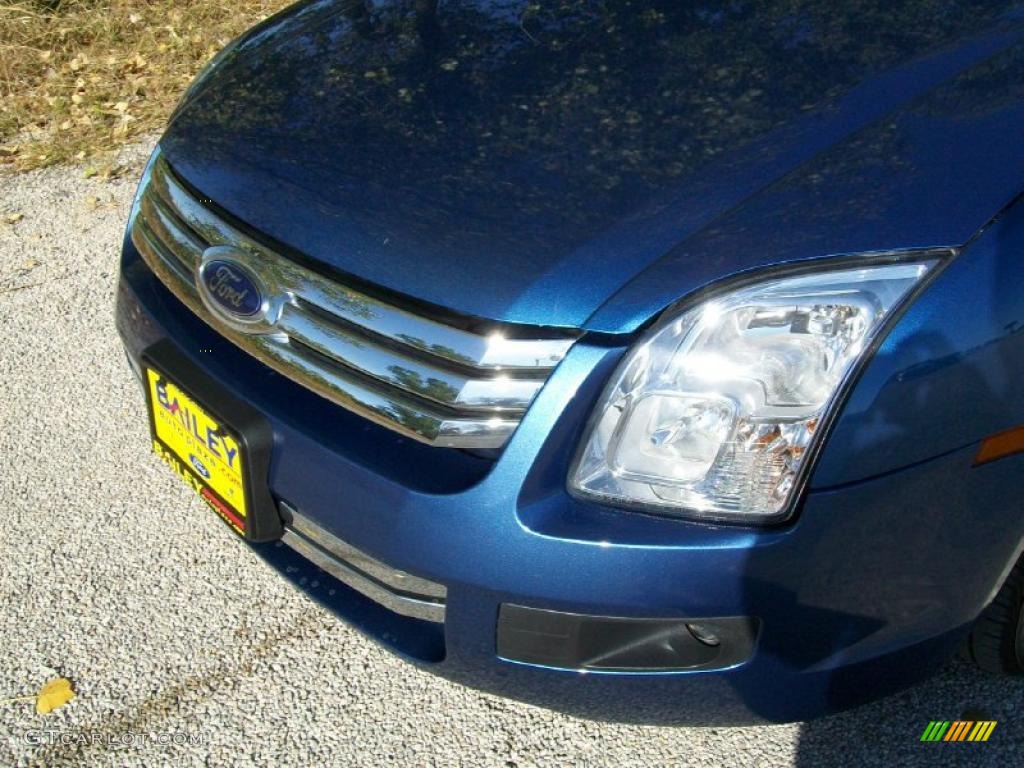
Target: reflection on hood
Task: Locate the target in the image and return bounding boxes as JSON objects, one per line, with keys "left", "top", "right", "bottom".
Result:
{"left": 164, "top": 0, "right": 1024, "bottom": 328}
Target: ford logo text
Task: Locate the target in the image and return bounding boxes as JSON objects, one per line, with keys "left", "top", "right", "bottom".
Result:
{"left": 198, "top": 257, "right": 263, "bottom": 318}
{"left": 189, "top": 454, "right": 211, "bottom": 479}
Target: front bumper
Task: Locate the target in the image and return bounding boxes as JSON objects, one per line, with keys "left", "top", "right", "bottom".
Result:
{"left": 116, "top": 239, "right": 1021, "bottom": 724}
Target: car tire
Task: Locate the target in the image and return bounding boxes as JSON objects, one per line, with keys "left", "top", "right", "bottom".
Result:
{"left": 962, "top": 553, "right": 1024, "bottom": 675}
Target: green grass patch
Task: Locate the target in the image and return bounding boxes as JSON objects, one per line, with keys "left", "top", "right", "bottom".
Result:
{"left": 0, "top": 0, "right": 291, "bottom": 171}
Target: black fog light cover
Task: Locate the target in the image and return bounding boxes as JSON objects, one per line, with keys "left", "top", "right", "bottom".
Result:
{"left": 497, "top": 604, "right": 758, "bottom": 672}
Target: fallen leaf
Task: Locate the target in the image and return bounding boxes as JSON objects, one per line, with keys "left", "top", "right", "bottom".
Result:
{"left": 100, "top": 165, "right": 127, "bottom": 180}
{"left": 36, "top": 678, "right": 75, "bottom": 715}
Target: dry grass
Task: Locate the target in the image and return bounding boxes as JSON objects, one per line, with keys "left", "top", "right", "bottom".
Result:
{"left": 0, "top": 0, "right": 291, "bottom": 172}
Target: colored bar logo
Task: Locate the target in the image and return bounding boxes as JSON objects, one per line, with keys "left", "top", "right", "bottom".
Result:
{"left": 921, "top": 721, "right": 997, "bottom": 742}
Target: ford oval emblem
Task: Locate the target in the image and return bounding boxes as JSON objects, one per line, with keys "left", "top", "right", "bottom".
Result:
{"left": 198, "top": 257, "right": 263, "bottom": 318}
{"left": 189, "top": 454, "right": 211, "bottom": 479}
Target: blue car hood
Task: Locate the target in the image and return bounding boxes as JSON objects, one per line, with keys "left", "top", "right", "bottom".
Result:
{"left": 162, "top": 0, "right": 1024, "bottom": 333}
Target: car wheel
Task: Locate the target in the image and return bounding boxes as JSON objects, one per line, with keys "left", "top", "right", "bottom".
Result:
{"left": 962, "top": 553, "right": 1024, "bottom": 675}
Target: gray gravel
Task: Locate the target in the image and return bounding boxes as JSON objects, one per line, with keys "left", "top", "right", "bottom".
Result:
{"left": 1, "top": 140, "right": 1022, "bottom": 767}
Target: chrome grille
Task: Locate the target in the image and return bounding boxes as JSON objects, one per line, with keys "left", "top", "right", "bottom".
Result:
{"left": 280, "top": 502, "right": 446, "bottom": 623}
{"left": 131, "top": 150, "right": 576, "bottom": 449}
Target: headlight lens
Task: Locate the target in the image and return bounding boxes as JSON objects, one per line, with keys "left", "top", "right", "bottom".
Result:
{"left": 569, "top": 259, "right": 937, "bottom": 523}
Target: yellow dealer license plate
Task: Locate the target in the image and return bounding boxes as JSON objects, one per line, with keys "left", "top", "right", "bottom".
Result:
{"left": 145, "top": 367, "right": 248, "bottom": 536}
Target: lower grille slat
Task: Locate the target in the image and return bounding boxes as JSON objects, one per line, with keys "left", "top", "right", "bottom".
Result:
{"left": 280, "top": 503, "right": 446, "bottom": 623}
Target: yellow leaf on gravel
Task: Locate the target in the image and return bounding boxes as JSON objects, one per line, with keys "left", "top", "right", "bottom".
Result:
{"left": 36, "top": 678, "right": 75, "bottom": 715}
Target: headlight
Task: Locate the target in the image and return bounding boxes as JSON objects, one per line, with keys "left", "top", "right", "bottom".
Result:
{"left": 569, "top": 258, "right": 940, "bottom": 524}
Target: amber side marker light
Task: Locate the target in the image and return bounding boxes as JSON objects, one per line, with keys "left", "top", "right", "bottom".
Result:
{"left": 974, "top": 424, "right": 1024, "bottom": 467}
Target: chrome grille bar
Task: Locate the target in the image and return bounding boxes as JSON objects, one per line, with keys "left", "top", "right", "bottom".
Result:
{"left": 130, "top": 149, "right": 576, "bottom": 448}
{"left": 280, "top": 503, "right": 446, "bottom": 623}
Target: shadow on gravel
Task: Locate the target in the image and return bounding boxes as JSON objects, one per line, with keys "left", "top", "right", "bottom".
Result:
{"left": 794, "top": 658, "right": 1024, "bottom": 767}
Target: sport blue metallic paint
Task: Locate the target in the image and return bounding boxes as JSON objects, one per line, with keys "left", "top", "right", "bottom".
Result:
{"left": 162, "top": 0, "right": 1024, "bottom": 331}
{"left": 116, "top": 0, "right": 1024, "bottom": 723}
{"left": 815, "top": 205, "right": 1024, "bottom": 487}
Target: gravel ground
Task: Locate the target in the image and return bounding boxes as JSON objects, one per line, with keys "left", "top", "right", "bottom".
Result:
{"left": 1, "top": 140, "right": 1023, "bottom": 767}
